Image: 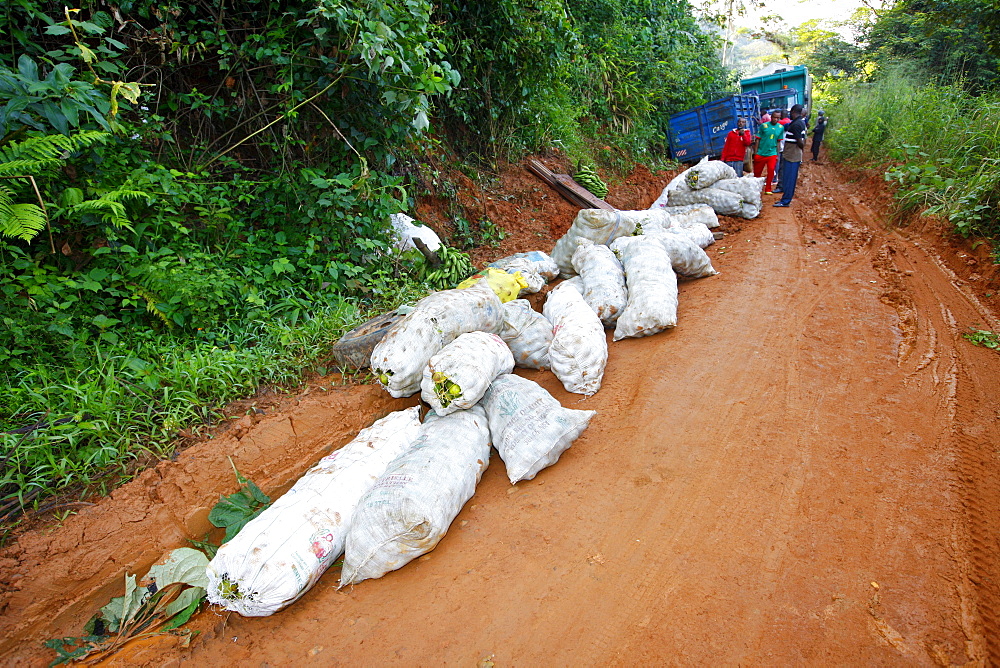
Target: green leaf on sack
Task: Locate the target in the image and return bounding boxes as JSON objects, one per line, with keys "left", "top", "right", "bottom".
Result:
{"left": 209, "top": 470, "right": 271, "bottom": 543}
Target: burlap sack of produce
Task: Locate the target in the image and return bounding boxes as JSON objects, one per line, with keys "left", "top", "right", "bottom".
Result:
{"left": 499, "top": 299, "right": 552, "bottom": 369}
{"left": 551, "top": 209, "right": 637, "bottom": 277}
{"left": 340, "top": 406, "right": 491, "bottom": 586}
{"left": 655, "top": 203, "right": 719, "bottom": 229}
{"left": 371, "top": 281, "right": 503, "bottom": 398}
{"left": 543, "top": 280, "right": 608, "bottom": 395}
{"left": 488, "top": 250, "right": 560, "bottom": 281}
{"left": 684, "top": 160, "right": 737, "bottom": 190}
{"left": 571, "top": 238, "right": 627, "bottom": 327}
{"left": 667, "top": 222, "right": 715, "bottom": 249}
{"left": 456, "top": 267, "right": 528, "bottom": 303}
{"left": 482, "top": 374, "right": 596, "bottom": 484}
{"left": 646, "top": 232, "right": 719, "bottom": 278}
{"left": 489, "top": 251, "right": 559, "bottom": 293}
{"left": 712, "top": 176, "right": 765, "bottom": 209}
{"left": 420, "top": 331, "right": 515, "bottom": 416}
{"left": 667, "top": 186, "right": 743, "bottom": 216}
{"left": 610, "top": 236, "right": 679, "bottom": 340}
{"left": 205, "top": 407, "right": 422, "bottom": 616}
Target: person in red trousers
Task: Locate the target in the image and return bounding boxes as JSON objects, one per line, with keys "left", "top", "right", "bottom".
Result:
{"left": 753, "top": 113, "right": 784, "bottom": 193}
{"left": 720, "top": 118, "right": 753, "bottom": 177}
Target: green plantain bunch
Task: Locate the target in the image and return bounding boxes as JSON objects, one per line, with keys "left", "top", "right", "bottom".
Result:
{"left": 574, "top": 163, "right": 609, "bottom": 199}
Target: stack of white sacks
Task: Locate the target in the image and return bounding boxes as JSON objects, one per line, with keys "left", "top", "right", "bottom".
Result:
{"left": 205, "top": 163, "right": 727, "bottom": 616}
{"left": 649, "top": 158, "right": 765, "bottom": 219}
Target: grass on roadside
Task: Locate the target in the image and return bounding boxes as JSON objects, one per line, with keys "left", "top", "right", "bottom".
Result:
{"left": 825, "top": 65, "right": 1000, "bottom": 244}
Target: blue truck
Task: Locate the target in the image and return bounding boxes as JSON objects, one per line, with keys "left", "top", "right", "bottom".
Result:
{"left": 740, "top": 64, "right": 812, "bottom": 112}
{"left": 667, "top": 94, "right": 760, "bottom": 164}
{"left": 667, "top": 65, "right": 812, "bottom": 163}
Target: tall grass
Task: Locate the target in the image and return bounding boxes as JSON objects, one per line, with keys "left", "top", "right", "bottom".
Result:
{"left": 0, "top": 280, "right": 429, "bottom": 519}
{"left": 826, "top": 65, "right": 1000, "bottom": 240}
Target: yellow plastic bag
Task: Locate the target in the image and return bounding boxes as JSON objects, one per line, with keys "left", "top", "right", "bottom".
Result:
{"left": 456, "top": 268, "right": 528, "bottom": 303}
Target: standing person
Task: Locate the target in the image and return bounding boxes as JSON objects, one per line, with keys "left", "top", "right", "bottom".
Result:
{"left": 774, "top": 103, "right": 807, "bottom": 208}
{"left": 721, "top": 118, "right": 753, "bottom": 177}
{"left": 811, "top": 110, "right": 828, "bottom": 161}
{"left": 753, "top": 113, "right": 783, "bottom": 194}
{"left": 774, "top": 109, "right": 791, "bottom": 192}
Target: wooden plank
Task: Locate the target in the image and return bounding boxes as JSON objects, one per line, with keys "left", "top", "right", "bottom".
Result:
{"left": 526, "top": 159, "right": 615, "bottom": 211}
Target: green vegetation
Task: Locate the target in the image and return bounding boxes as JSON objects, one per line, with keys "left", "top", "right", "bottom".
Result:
{"left": 825, "top": 67, "right": 1000, "bottom": 241}
{"left": 1, "top": 0, "right": 727, "bottom": 515}
{"left": 964, "top": 328, "right": 1000, "bottom": 350}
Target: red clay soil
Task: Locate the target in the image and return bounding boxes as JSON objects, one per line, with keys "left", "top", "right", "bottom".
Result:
{"left": 3, "top": 159, "right": 1000, "bottom": 666}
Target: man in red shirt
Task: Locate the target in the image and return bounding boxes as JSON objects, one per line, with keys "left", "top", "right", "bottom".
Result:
{"left": 721, "top": 118, "right": 753, "bottom": 177}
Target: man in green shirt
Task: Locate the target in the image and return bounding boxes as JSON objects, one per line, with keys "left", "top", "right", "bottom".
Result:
{"left": 753, "top": 114, "right": 784, "bottom": 193}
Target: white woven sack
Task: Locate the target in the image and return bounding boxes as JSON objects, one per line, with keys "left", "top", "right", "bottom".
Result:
{"left": 713, "top": 176, "right": 765, "bottom": 209}
{"left": 488, "top": 251, "right": 560, "bottom": 281}
{"left": 571, "top": 239, "right": 627, "bottom": 327}
{"left": 740, "top": 202, "right": 762, "bottom": 219}
{"left": 684, "top": 160, "right": 737, "bottom": 190}
{"left": 646, "top": 232, "right": 718, "bottom": 278}
{"left": 551, "top": 209, "right": 637, "bottom": 277}
{"left": 667, "top": 222, "right": 715, "bottom": 249}
{"left": 205, "top": 407, "right": 422, "bottom": 616}
{"left": 543, "top": 281, "right": 608, "bottom": 396}
{"left": 371, "top": 281, "right": 503, "bottom": 398}
{"left": 497, "top": 260, "right": 545, "bottom": 294}
{"left": 482, "top": 374, "right": 596, "bottom": 484}
{"left": 420, "top": 331, "right": 514, "bottom": 415}
{"left": 668, "top": 186, "right": 742, "bottom": 216}
{"left": 610, "top": 236, "right": 679, "bottom": 341}
{"left": 658, "top": 204, "right": 719, "bottom": 229}
{"left": 340, "top": 405, "right": 491, "bottom": 586}
{"left": 499, "top": 299, "right": 552, "bottom": 369}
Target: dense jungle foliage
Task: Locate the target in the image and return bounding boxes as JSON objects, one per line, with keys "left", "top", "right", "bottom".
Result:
{"left": 823, "top": 0, "right": 1000, "bottom": 245}
{"left": 0, "top": 0, "right": 729, "bottom": 512}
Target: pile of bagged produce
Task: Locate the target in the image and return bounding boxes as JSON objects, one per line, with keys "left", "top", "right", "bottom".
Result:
{"left": 649, "top": 158, "right": 765, "bottom": 219}
{"left": 205, "top": 164, "right": 732, "bottom": 616}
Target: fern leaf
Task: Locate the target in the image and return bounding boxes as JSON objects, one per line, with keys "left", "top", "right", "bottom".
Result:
{"left": 0, "top": 184, "right": 47, "bottom": 241}
{"left": 129, "top": 284, "right": 173, "bottom": 328}
{"left": 0, "top": 131, "right": 110, "bottom": 176}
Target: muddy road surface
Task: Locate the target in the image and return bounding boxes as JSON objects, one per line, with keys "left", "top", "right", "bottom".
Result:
{"left": 3, "top": 162, "right": 1000, "bottom": 666}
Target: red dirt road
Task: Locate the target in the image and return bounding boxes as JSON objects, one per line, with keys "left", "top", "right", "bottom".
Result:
{"left": 3, "top": 162, "right": 1000, "bottom": 666}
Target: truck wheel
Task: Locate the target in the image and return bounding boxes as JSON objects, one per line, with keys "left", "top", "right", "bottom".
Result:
{"left": 330, "top": 310, "right": 403, "bottom": 370}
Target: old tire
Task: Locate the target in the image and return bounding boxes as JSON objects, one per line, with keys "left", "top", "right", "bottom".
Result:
{"left": 330, "top": 310, "right": 403, "bottom": 370}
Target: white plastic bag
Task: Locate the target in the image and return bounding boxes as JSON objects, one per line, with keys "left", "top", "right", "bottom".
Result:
{"left": 684, "top": 160, "right": 737, "bottom": 190}
{"left": 667, "top": 222, "right": 715, "bottom": 249}
{"left": 420, "top": 331, "right": 514, "bottom": 415}
{"left": 389, "top": 213, "right": 441, "bottom": 252}
{"left": 647, "top": 232, "right": 718, "bottom": 278}
{"left": 551, "top": 209, "right": 637, "bottom": 277}
{"left": 499, "top": 299, "right": 552, "bottom": 369}
{"left": 371, "top": 281, "right": 503, "bottom": 398}
{"left": 205, "top": 407, "right": 422, "bottom": 616}
{"left": 482, "top": 374, "right": 596, "bottom": 484}
{"left": 610, "top": 236, "right": 679, "bottom": 340}
{"left": 340, "top": 405, "right": 491, "bottom": 586}
{"left": 571, "top": 239, "right": 627, "bottom": 327}
{"left": 543, "top": 280, "right": 608, "bottom": 395}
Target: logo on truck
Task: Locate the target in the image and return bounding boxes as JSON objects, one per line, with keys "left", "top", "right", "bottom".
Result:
{"left": 712, "top": 122, "right": 728, "bottom": 134}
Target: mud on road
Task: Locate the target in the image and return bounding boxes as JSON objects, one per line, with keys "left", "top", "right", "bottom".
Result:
{"left": 3, "top": 160, "right": 1000, "bottom": 666}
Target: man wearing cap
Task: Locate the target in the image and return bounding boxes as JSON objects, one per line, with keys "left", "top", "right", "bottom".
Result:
{"left": 811, "top": 110, "right": 828, "bottom": 161}
{"left": 753, "top": 113, "right": 783, "bottom": 194}
{"left": 721, "top": 118, "right": 753, "bottom": 177}
{"left": 773, "top": 104, "right": 807, "bottom": 208}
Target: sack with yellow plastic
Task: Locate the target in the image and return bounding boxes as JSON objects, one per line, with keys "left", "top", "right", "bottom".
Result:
{"left": 456, "top": 268, "right": 528, "bottom": 303}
